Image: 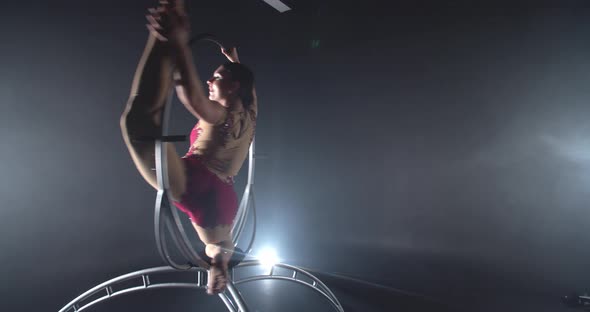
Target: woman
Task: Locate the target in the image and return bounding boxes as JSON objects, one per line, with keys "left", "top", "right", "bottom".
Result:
{"left": 120, "top": 0, "right": 256, "bottom": 295}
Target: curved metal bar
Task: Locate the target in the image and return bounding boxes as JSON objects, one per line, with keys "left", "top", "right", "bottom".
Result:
{"left": 231, "top": 139, "right": 257, "bottom": 253}
{"left": 155, "top": 189, "right": 195, "bottom": 269}
{"left": 189, "top": 33, "right": 225, "bottom": 49}
{"left": 242, "top": 194, "right": 257, "bottom": 254}
{"left": 232, "top": 184, "right": 249, "bottom": 242}
{"left": 235, "top": 276, "right": 342, "bottom": 311}
{"left": 67, "top": 284, "right": 239, "bottom": 312}
{"left": 58, "top": 266, "right": 248, "bottom": 312}
{"left": 72, "top": 284, "right": 203, "bottom": 312}
{"left": 153, "top": 90, "right": 174, "bottom": 263}
{"left": 232, "top": 138, "right": 256, "bottom": 241}
{"left": 58, "top": 267, "right": 203, "bottom": 312}
{"left": 233, "top": 260, "right": 344, "bottom": 312}
{"left": 232, "top": 177, "right": 252, "bottom": 244}
{"left": 59, "top": 264, "right": 343, "bottom": 312}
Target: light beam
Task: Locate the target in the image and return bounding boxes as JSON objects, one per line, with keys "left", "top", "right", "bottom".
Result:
{"left": 262, "top": 0, "right": 291, "bottom": 13}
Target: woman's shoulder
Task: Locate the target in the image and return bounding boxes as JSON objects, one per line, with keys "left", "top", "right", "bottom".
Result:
{"left": 229, "top": 104, "right": 256, "bottom": 120}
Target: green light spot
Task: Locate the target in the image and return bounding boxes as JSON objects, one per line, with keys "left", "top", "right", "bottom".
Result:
{"left": 311, "top": 39, "right": 320, "bottom": 49}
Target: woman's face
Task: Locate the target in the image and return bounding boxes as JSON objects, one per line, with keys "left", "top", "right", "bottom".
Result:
{"left": 207, "top": 65, "right": 238, "bottom": 105}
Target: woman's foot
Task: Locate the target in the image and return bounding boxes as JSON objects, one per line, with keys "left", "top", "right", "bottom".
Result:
{"left": 207, "top": 254, "right": 229, "bottom": 295}
{"left": 205, "top": 242, "right": 233, "bottom": 295}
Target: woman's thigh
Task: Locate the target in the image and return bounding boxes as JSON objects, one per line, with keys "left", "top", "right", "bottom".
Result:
{"left": 120, "top": 133, "right": 187, "bottom": 201}
{"left": 173, "top": 160, "right": 238, "bottom": 242}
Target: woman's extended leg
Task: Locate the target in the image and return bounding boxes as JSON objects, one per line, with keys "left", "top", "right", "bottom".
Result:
{"left": 120, "top": 33, "right": 187, "bottom": 200}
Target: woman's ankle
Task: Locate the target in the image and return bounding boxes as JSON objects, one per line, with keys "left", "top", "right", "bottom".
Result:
{"left": 205, "top": 241, "right": 233, "bottom": 264}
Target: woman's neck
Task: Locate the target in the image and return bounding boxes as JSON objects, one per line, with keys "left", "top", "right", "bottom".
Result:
{"left": 222, "top": 98, "right": 244, "bottom": 111}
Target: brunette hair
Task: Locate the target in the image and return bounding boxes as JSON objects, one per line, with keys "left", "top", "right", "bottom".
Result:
{"left": 222, "top": 62, "right": 255, "bottom": 109}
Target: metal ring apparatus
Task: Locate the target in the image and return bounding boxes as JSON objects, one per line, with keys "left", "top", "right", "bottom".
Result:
{"left": 59, "top": 33, "right": 344, "bottom": 312}
{"left": 153, "top": 33, "right": 257, "bottom": 271}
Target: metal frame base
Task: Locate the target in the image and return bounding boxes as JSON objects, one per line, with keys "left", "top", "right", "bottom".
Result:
{"left": 59, "top": 261, "right": 344, "bottom": 312}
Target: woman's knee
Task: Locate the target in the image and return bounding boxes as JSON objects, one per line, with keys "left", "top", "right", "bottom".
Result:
{"left": 120, "top": 110, "right": 131, "bottom": 136}
{"left": 205, "top": 240, "right": 233, "bottom": 260}
{"left": 120, "top": 102, "right": 162, "bottom": 139}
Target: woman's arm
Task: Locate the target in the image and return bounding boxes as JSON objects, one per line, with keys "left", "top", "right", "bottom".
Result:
{"left": 173, "top": 42, "right": 226, "bottom": 124}
{"left": 147, "top": 0, "right": 226, "bottom": 124}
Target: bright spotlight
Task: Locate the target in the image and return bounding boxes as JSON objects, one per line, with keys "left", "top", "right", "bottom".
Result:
{"left": 258, "top": 247, "right": 279, "bottom": 267}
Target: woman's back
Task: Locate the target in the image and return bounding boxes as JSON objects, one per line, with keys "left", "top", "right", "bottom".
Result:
{"left": 185, "top": 106, "right": 256, "bottom": 181}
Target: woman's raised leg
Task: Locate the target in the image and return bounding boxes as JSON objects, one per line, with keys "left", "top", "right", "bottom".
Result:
{"left": 120, "top": 33, "right": 187, "bottom": 200}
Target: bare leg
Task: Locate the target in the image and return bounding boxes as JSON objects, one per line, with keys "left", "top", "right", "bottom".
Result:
{"left": 120, "top": 34, "right": 186, "bottom": 200}
{"left": 193, "top": 222, "right": 235, "bottom": 294}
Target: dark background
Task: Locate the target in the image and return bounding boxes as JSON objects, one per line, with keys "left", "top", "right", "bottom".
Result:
{"left": 1, "top": 0, "right": 589, "bottom": 311}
